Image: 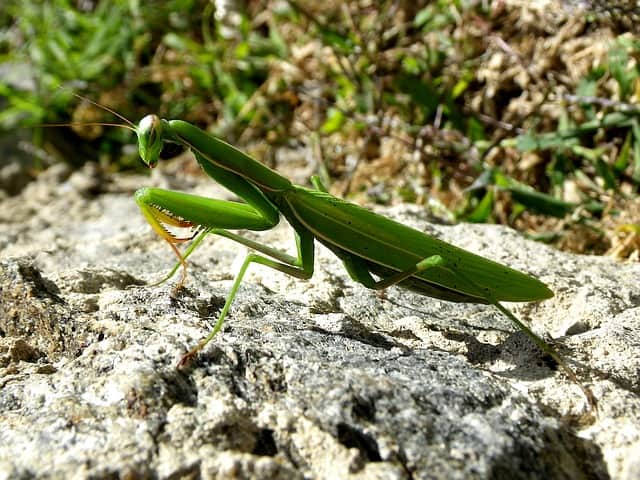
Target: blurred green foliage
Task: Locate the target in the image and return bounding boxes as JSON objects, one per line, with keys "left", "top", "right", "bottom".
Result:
{"left": 0, "top": 0, "right": 639, "bottom": 252}
{"left": 0, "top": 0, "right": 289, "bottom": 166}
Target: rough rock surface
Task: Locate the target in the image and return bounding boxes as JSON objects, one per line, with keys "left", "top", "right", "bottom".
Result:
{"left": 0, "top": 162, "right": 638, "bottom": 479}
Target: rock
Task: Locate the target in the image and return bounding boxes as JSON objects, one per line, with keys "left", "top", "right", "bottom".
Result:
{"left": 0, "top": 161, "right": 33, "bottom": 196}
{"left": 0, "top": 163, "right": 637, "bottom": 479}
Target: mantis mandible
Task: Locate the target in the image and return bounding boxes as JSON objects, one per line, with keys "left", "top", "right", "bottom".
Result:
{"left": 90, "top": 108, "right": 594, "bottom": 408}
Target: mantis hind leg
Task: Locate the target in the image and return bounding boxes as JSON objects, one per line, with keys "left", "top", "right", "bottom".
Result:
{"left": 147, "top": 228, "right": 211, "bottom": 287}
{"left": 342, "top": 254, "right": 448, "bottom": 291}
{"left": 437, "top": 263, "right": 596, "bottom": 410}
{"left": 341, "top": 252, "right": 596, "bottom": 411}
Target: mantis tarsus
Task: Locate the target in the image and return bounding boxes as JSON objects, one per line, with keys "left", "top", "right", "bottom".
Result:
{"left": 63, "top": 103, "right": 596, "bottom": 410}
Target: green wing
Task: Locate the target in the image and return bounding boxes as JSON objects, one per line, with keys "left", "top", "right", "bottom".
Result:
{"left": 284, "top": 187, "right": 553, "bottom": 302}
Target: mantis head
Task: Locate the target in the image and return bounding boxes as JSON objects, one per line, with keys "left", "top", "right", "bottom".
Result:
{"left": 137, "top": 114, "right": 164, "bottom": 168}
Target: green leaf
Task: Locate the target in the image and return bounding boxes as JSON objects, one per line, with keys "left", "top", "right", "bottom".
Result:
{"left": 401, "top": 57, "right": 422, "bottom": 75}
{"left": 515, "top": 132, "right": 539, "bottom": 152}
{"left": 515, "top": 130, "right": 578, "bottom": 151}
{"left": 467, "top": 117, "right": 486, "bottom": 142}
{"left": 451, "top": 70, "right": 473, "bottom": 99}
{"left": 320, "top": 108, "right": 346, "bottom": 135}
{"left": 633, "top": 120, "right": 640, "bottom": 183}
{"left": 163, "top": 32, "right": 199, "bottom": 52}
{"left": 268, "top": 20, "right": 288, "bottom": 58}
{"left": 571, "top": 145, "right": 605, "bottom": 162}
{"left": 320, "top": 28, "right": 355, "bottom": 55}
{"left": 614, "top": 131, "right": 632, "bottom": 172}
{"left": 576, "top": 76, "right": 598, "bottom": 97}
{"left": 465, "top": 168, "right": 495, "bottom": 192}
{"left": 395, "top": 74, "right": 439, "bottom": 117}
{"left": 414, "top": 7, "right": 432, "bottom": 28}
{"left": 465, "top": 189, "right": 494, "bottom": 223}
{"left": 596, "top": 111, "right": 635, "bottom": 129}
{"left": 506, "top": 183, "right": 576, "bottom": 218}
{"left": 609, "top": 39, "right": 638, "bottom": 100}
{"left": 594, "top": 157, "right": 619, "bottom": 191}
{"left": 583, "top": 201, "right": 605, "bottom": 214}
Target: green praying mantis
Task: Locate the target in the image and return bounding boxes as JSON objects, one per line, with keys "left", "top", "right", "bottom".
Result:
{"left": 59, "top": 100, "right": 595, "bottom": 409}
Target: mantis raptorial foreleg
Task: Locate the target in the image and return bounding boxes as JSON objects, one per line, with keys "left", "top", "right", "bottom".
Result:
{"left": 147, "top": 228, "right": 211, "bottom": 287}
{"left": 150, "top": 221, "right": 317, "bottom": 288}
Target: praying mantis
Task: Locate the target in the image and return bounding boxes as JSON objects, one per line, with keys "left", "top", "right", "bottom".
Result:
{"left": 68, "top": 103, "right": 595, "bottom": 408}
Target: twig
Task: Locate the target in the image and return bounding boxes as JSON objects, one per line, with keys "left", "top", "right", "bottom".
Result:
{"left": 561, "top": 94, "right": 640, "bottom": 114}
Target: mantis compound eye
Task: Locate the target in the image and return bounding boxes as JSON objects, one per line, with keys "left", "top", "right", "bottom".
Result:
{"left": 137, "top": 114, "right": 163, "bottom": 168}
